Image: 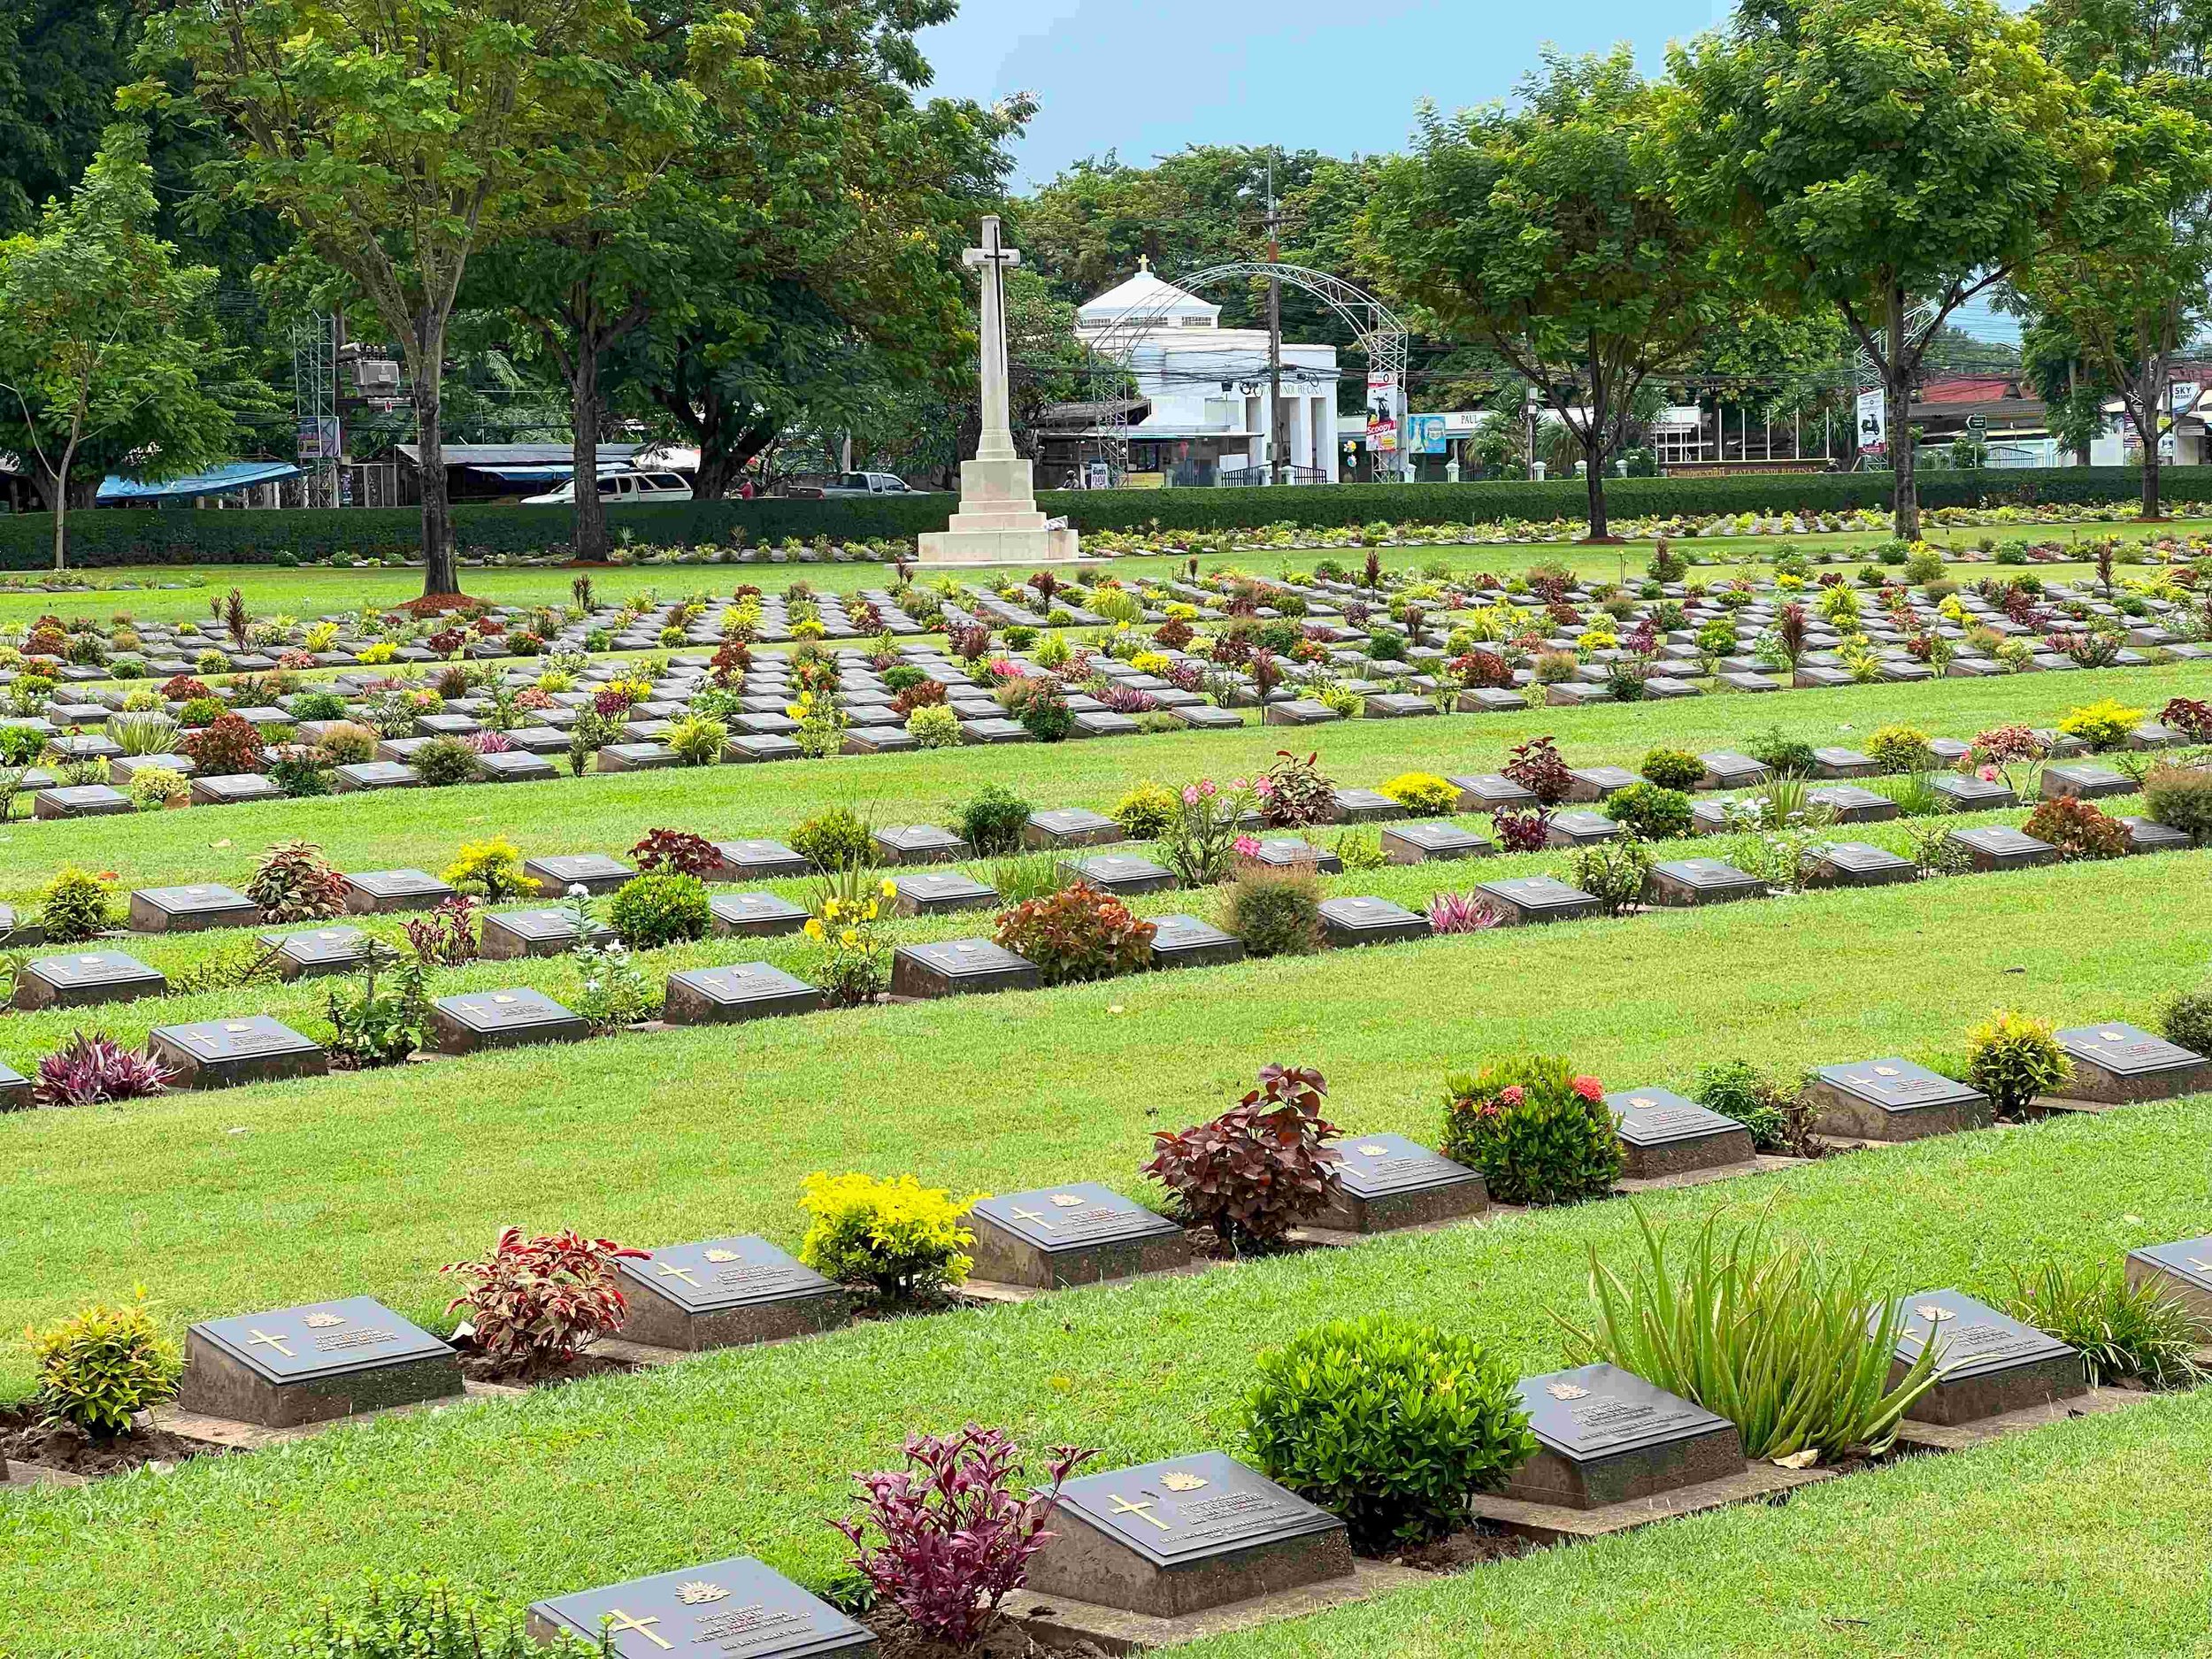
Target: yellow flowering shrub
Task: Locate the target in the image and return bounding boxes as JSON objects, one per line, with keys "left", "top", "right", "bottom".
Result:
{"left": 1378, "top": 772, "right": 1460, "bottom": 815}
{"left": 442, "top": 836, "right": 533, "bottom": 900}
{"left": 797, "top": 1171, "right": 981, "bottom": 1302}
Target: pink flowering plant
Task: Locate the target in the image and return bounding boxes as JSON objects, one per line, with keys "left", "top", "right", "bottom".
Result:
{"left": 831, "top": 1426, "right": 1097, "bottom": 1647}
{"left": 1158, "top": 775, "right": 1256, "bottom": 885}
{"left": 1968, "top": 724, "right": 2049, "bottom": 796}
{"left": 1438, "top": 1056, "right": 1623, "bottom": 1206}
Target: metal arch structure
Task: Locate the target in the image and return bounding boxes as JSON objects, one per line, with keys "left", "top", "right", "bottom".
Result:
{"left": 1080, "top": 262, "right": 1409, "bottom": 480}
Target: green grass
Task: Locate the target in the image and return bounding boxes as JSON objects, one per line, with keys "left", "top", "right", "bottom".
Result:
{"left": 3, "top": 1085, "right": 2209, "bottom": 1657}
{"left": 0, "top": 660, "right": 2204, "bottom": 907}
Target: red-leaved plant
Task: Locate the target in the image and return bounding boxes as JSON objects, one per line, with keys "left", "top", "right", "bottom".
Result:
{"left": 1142, "top": 1064, "right": 1342, "bottom": 1250}
{"left": 439, "top": 1225, "right": 647, "bottom": 1375}
{"left": 34, "top": 1032, "right": 174, "bottom": 1108}
{"left": 1491, "top": 806, "right": 1552, "bottom": 853}
{"left": 1502, "top": 734, "right": 1573, "bottom": 806}
{"left": 1427, "top": 890, "right": 1507, "bottom": 933}
{"left": 180, "top": 712, "right": 266, "bottom": 776}
{"left": 2161, "top": 696, "right": 2212, "bottom": 742}
{"left": 831, "top": 1427, "right": 1096, "bottom": 1647}
{"left": 403, "top": 895, "right": 481, "bottom": 965}
{"left": 630, "top": 826, "right": 724, "bottom": 878}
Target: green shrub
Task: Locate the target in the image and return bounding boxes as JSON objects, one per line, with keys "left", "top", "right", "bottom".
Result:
{"left": 1566, "top": 839, "right": 1654, "bottom": 915}
{"left": 1865, "top": 723, "right": 1936, "bottom": 772}
{"left": 904, "top": 703, "right": 962, "bottom": 749}
{"left": 991, "top": 881, "right": 1154, "bottom": 985}
{"left": 607, "top": 873, "right": 712, "bottom": 949}
{"left": 1111, "top": 779, "right": 1178, "bottom": 838}
{"left": 665, "top": 713, "right": 728, "bottom": 767}
{"left": 1689, "top": 1058, "right": 1818, "bottom": 1156}
{"left": 1217, "top": 864, "right": 1322, "bottom": 956}
{"left": 442, "top": 837, "right": 531, "bottom": 900}
{"left": 2158, "top": 984, "right": 2212, "bottom": 1054}
{"left": 1243, "top": 1315, "right": 1535, "bottom": 1551}
{"left": 280, "top": 1577, "right": 549, "bottom": 1659}
{"left": 2056, "top": 697, "right": 2145, "bottom": 752}
{"left": 797, "top": 1171, "right": 977, "bottom": 1303}
{"left": 2021, "top": 795, "right": 2130, "bottom": 861}
{"left": 1439, "top": 1056, "right": 1624, "bottom": 1205}
{"left": 1377, "top": 772, "right": 1459, "bottom": 815}
{"left": 2005, "top": 1259, "right": 2208, "bottom": 1391}
{"left": 2143, "top": 764, "right": 2212, "bottom": 841}
{"left": 1746, "top": 727, "right": 1816, "bottom": 777}
{"left": 956, "top": 782, "right": 1032, "bottom": 856}
{"left": 411, "top": 735, "right": 480, "bottom": 787}
{"left": 792, "top": 806, "right": 875, "bottom": 871}
{"left": 39, "top": 865, "right": 111, "bottom": 942}
{"left": 289, "top": 691, "right": 347, "bottom": 721}
{"left": 1639, "top": 747, "right": 1704, "bottom": 790}
{"left": 1601, "top": 781, "right": 1693, "bottom": 841}
{"left": 1563, "top": 1208, "right": 1941, "bottom": 1460}
{"left": 126, "top": 765, "right": 188, "bottom": 810}
{"left": 28, "top": 1295, "right": 180, "bottom": 1436}
{"left": 1965, "top": 1009, "right": 2072, "bottom": 1114}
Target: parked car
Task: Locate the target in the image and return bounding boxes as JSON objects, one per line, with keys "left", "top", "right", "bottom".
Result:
{"left": 521, "top": 470, "right": 694, "bottom": 506}
{"left": 818, "top": 472, "right": 936, "bottom": 497}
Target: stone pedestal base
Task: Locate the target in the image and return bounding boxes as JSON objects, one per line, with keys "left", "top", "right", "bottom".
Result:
{"left": 618, "top": 1284, "right": 850, "bottom": 1351}
{"left": 918, "top": 522, "right": 1080, "bottom": 566}
{"left": 969, "top": 1218, "right": 1194, "bottom": 1291}
{"left": 918, "top": 455, "right": 1080, "bottom": 565}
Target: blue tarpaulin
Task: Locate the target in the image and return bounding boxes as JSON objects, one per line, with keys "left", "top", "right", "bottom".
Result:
{"left": 96, "top": 460, "right": 304, "bottom": 504}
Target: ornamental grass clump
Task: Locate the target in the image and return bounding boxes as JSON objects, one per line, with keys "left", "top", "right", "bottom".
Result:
{"left": 798, "top": 1172, "right": 980, "bottom": 1303}
{"left": 34, "top": 1032, "right": 173, "bottom": 1108}
{"left": 2005, "top": 1259, "right": 2208, "bottom": 1391}
{"left": 1560, "top": 1207, "right": 1942, "bottom": 1462}
{"left": 1217, "top": 861, "right": 1323, "bottom": 956}
{"left": 1244, "top": 1314, "right": 1534, "bottom": 1552}
{"left": 1440, "top": 1057, "right": 1622, "bottom": 1206}
{"left": 27, "top": 1294, "right": 180, "bottom": 1436}
{"left": 831, "top": 1427, "right": 1095, "bottom": 1648}
{"left": 1965, "top": 1009, "right": 2072, "bottom": 1116}
{"left": 439, "top": 1225, "right": 647, "bottom": 1377}
{"left": 992, "top": 881, "right": 1154, "bottom": 985}
{"left": 1143, "top": 1063, "right": 1341, "bottom": 1251}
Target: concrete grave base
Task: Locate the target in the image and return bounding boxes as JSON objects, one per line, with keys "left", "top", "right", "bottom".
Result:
{"left": 1469, "top": 1459, "right": 1837, "bottom": 1545}
{"left": 175, "top": 1328, "right": 465, "bottom": 1430}
{"left": 153, "top": 1378, "right": 512, "bottom": 1450}
{"left": 1896, "top": 1351, "right": 2089, "bottom": 1426}
{"left": 1312, "top": 1178, "right": 1487, "bottom": 1235}
{"left": 1618, "top": 1126, "right": 1756, "bottom": 1180}
{"left": 1803, "top": 1079, "right": 1990, "bottom": 1142}
{"left": 1501, "top": 1420, "right": 1747, "bottom": 1510}
{"left": 967, "top": 1217, "right": 1194, "bottom": 1290}
{"left": 1891, "top": 1384, "right": 2135, "bottom": 1452}
{"left": 616, "top": 1284, "right": 852, "bottom": 1352}
{"left": 1024, "top": 1506, "right": 1354, "bottom": 1618}
{"left": 1001, "top": 1559, "right": 1424, "bottom": 1655}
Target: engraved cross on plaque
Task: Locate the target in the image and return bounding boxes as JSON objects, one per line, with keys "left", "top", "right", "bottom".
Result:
{"left": 1109, "top": 1494, "right": 1172, "bottom": 1532}
{"left": 656, "top": 1263, "right": 702, "bottom": 1287}
{"left": 961, "top": 216, "right": 1022, "bottom": 463}
{"left": 602, "top": 1609, "right": 672, "bottom": 1651}
{"left": 1009, "top": 1205, "right": 1048, "bottom": 1225}
{"left": 246, "top": 1328, "right": 294, "bottom": 1359}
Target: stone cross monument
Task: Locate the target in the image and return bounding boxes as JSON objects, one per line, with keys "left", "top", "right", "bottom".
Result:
{"left": 918, "top": 215, "right": 1080, "bottom": 565}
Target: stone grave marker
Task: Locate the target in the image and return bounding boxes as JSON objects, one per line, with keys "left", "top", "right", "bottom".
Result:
{"left": 596, "top": 741, "right": 679, "bottom": 772}
{"left": 179, "top": 1296, "right": 462, "bottom": 1428}
{"left": 711, "top": 839, "right": 810, "bottom": 880}
{"left": 474, "top": 750, "right": 557, "bottom": 785}
{"left": 1067, "top": 854, "right": 1176, "bottom": 895}
{"left": 1697, "top": 751, "right": 1769, "bottom": 791}
{"left": 873, "top": 825, "right": 972, "bottom": 865}
{"left": 1805, "top": 785, "right": 1899, "bottom": 824}
{"left": 1646, "top": 857, "right": 1763, "bottom": 908}
{"left": 332, "top": 761, "right": 421, "bottom": 793}
{"left": 521, "top": 853, "right": 634, "bottom": 896}
{"left": 889, "top": 939, "right": 1040, "bottom": 998}
{"left": 1806, "top": 1058, "right": 1990, "bottom": 1141}
{"left": 1943, "top": 826, "right": 2058, "bottom": 873}
{"left": 2123, "top": 1235, "right": 2212, "bottom": 1321}
{"left": 1448, "top": 772, "right": 1538, "bottom": 813}
{"left": 1501, "top": 1363, "right": 1745, "bottom": 1509}
{"left": 727, "top": 733, "right": 804, "bottom": 763}
{"left": 664, "top": 963, "right": 824, "bottom": 1025}
{"left": 1327, "top": 787, "right": 1409, "bottom": 825}
{"left": 2039, "top": 763, "right": 2131, "bottom": 801}
{"left": 1148, "top": 913, "right": 1245, "bottom": 970}
{"left": 1565, "top": 765, "right": 1638, "bottom": 803}
{"left": 1890, "top": 1289, "right": 2086, "bottom": 1425}
{"left": 480, "top": 907, "right": 615, "bottom": 960}
{"left": 1930, "top": 773, "right": 2016, "bottom": 811}
{"left": 958, "top": 718, "right": 1031, "bottom": 745}
{"left": 261, "top": 926, "right": 387, "bottom": 980}
{"left": 1602, "top": 1087, "right": 1755, "bottom": 1178}
{"left": 1170, "top": 704, "right": 1244, "bottom": 731}
{"left": 1263, "top": 699, "right": 1340, "bottom": 726}
{"left": 0, "top": 1061, "right": 28, "bottom": 1110}
{"left": 1022, "top": 809, "right": 1124, "bottom": 851}
{"left": 708, "top": 892, "right": 810, "bottom": 938}
{"left": 969, "top": 1183, "right": 1191, "bottom": 1289}
{"left": 1541, "top": 810, "right": 1622, "bottom": 849}
{"left": 1362, "top": 692, "right": 1435, "bottom": 718}
{"left": 1379, "top": 821, "right": 1493, "bottom": 864}
{"left": 1476, "top": 874, "right": 1601, "bottom": 925}
{"left": 128, "top": 882, "right": 260, "bottom": 933}
{"left": 1811, "top": 747, "right": 1879, "bottom": 779}
{"left": 843, "top": 726, "right": 918, "bottom": 756}
{"left": 1317, "top": 895, "right": 1431, "bottom": 947}
{"left": 189, "top": 773, "right": 288, "bottom": 807}
{"left": 893, "top": 871, "right": 999, "bottom": 917}
{"left": 429, "top": 987, "right": 593, "bottom": 1053}
{"left": 1804, "top": 841, "right": 1916, "bottom": 888}
{"left": 2052, "top": 1021, "right": 2212, "bottom": 1104}
{"left": 343, "top": 869, "right": 457, "bottom": 914}
{"left": 33, "top": 783, "right": 134, "bottom": 820}
{"left": 2118, "top": 816, "right": 2193, "bottom": 855}
{"left": 1250, "top": 838, "right": 1344, "bottom": 874}
{"left": 1314, "top": 1133, "right": 1485, "bottom": 1233}
{"left": 615, "top": 1236, "right": 847, "bottom": 1348}
{"left": 527, "top": 1556, "right": 874, "bottom": 1659}
{"left": 18, "top": 949, "right": 167, "bottom": 1009}
{"left": 1025, "top": 1451, "right": 1352, "bottom": 1617}
{"left": 149, "top": 1016, "right": 328, "bottom": 1088}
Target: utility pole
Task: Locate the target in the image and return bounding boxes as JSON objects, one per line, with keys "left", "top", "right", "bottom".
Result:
{"left": 1265, "top": 150, "right": 1284, "bottom": 486}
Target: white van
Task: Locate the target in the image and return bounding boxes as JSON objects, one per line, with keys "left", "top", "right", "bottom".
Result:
{"left": 522, "top": 470, "right": 694, "bottom": 506}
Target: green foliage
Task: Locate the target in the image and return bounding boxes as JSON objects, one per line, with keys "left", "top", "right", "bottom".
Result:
{"left": 27, "top": 1294, "right": 180, "bottom": 1437}
{"left": 324, "top": 953, "right": 432, "bottom": 1071}
{"left": 1110, "top": 779, "right": 1178, "bottom": 838}
{"left": 791, "top": 806, "right": 874, "bottom": 872}
{"left": 1439, "top": 1056, "right": 1624, "bottom": 1205}
{"left": 2004, "top": 1259, "right": 2208, "bottom": 1392}
{"left": 797, "top": 1171, "right": 977, "bottom": 1303}
{"left": 441, "top": 838, "right": 530, "bottom": 901}
{"left": 903, "top": 703, "right": 962, "bottom": 749}
{"left": 1566, "top": 837, "right": 1654, "bottom": 914}
{"left": 1639, "top": 747, "right": 1704, "bottom": 790}
{"left": 1964, "top": 1009, "right": 2072, "bottom": 1114}
{"left": 2143, "top": 763, "right": 2212, "bottom": 841}
{"left": 1690, "top": 1058, "right": 1818, "bottom": 1157}
{"left": 1562, "top": 1207, "right": 1942, "bottom": 1460}
{"left": 281, "top": 1576, "right": 561, "bottom": 1659}
{"left": 991, "top": 881, "right": 1154, "bottom": 985}
{"left": 1601, "top": 780, "right": 1693, "bottom": 841}
{"left": 956, "top": 783, "right": 1032, "bottom": 856}
{"left": 2021, "top": 794, "right": 2131, "bottom": 861}
{"left": 1243, "top": 1314, "right": 1536, "bottom": 1552}
{"left": 2057, "top": 698, "right": 2146, "bottom": 751}
{"left": 664, "top": 713, "right": 728, "bottom": 767}
{"left": 1745, "top": 727, "right": 1816, "bottom": 777}
{"left": 1217, "top": 864, "right": 1322, "bottom": 956}
{"left": 412, "top": 736, "right": 480, "bottom": 787}
{"left": 2157, "top": 983, "right": 2212, "bottom": 1055}
{"left": 1376, "top": 771, "right": 1459, "bottom": 814}
{"left": 247, "top": 839, "right": 349, "bottom": 923}
{"left": 606, "top": 872, "right": 710, "bottom": 949}
{"left": 1865, "top": 723, "right": 1937, "bottom": 772}
{"left": 39, "top": 864, "right": 111, "bottom": 942}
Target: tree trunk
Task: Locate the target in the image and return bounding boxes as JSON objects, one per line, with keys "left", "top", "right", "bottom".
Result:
{"left": 571, "top": 336, "right": 609, "bottom": 561}
{"left": 413, "top": 319, "right": 459, "bottom": 597}
{"left": 2142, "top": 427, "right": 2162, "bottom": 519}
{"left": 2139, "top": 354, "right": 2164, "bottom": 520}
{"left": 50, "top": 487, "right": 67, "bottom": 573}
{"left": 1885, "top": 287, "right": 1918, "bottom": 541}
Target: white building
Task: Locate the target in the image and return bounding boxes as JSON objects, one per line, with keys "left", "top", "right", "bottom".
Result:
{"left": 1073, "top": 264, "right": 1340, "bottom": 485}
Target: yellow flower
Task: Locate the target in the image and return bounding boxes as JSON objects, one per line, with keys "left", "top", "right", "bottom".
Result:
{"left": 841, "top": 928, "right": 858, "bottom": 947}
{"left": 863, "top": 901, "right": 879, "bottom": 920}
{"left": 879, "top": 879, "right": 897, "bottom": 897}
{"left": 803, "top": 918, "right": 824, "bottom": 941}
{"left": 823, "top": 898, "right": 841, "bottom": 919}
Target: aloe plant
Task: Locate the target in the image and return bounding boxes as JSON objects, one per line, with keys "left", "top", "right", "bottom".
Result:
{"left": 1558, "top": 1205, "right": 1943, "bottom": 1460}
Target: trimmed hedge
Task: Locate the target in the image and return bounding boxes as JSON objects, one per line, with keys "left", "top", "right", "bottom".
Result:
{"left": 0, "top": 465, "right": 2200, "bottom": 567}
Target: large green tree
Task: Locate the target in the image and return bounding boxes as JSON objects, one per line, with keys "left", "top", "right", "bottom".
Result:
{"left": 1670, "top": 0, "right": 2103, "bottom": 538}
{"left": 142, "top": 0, "right": 664, "bottom": 596}
{"left": 1363, "top": 50, "right": 1727, "bottom": 539}
{"left": 0, "top": 125, "right": 266, "bottom": 569}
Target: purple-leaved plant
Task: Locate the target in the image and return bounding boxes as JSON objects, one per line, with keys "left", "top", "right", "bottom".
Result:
{"left": 33, "top": 1033, "right": 174, "bottom": 1108}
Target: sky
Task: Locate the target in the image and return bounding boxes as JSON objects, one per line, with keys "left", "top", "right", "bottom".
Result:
{"left": 916, "top": 0, "right": 1731, "bottom": 188}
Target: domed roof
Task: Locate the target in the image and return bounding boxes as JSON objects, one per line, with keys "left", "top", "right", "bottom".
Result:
{"left": 1077, "top": 261, "right": 1219, "bottom": 329}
